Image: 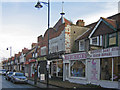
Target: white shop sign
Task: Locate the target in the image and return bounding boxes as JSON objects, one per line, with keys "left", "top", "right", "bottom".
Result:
{"left": 64, "top": 52, "right": 87, "bottom": 60}
{"left": 90, "top": 47, "right": 120, "bottom": 58}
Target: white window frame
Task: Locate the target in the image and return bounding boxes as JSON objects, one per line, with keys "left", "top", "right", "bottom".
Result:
{"left": 70, "top": 60, "right": 87, "bottom": 80}
{"left": 41, "top": 46, "right": 47, "bottom": 56}
{"left": 79, "top": 40, "right": 85, "bottom": 51}
{"left": 90, "top": 36, "right": 99, "bottom": 46}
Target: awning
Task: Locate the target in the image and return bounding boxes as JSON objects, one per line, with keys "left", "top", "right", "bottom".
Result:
{"left": 29, "top": 59, "right": 36, "bottom": 63}
{"left": 24, "top": 61, "right": 30, "bottom": 65}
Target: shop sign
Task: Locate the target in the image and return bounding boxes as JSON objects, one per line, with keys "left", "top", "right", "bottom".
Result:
{"left": 64, "top": 52, "right": 87, "bottom": 60}
{"left": 90, "top": 47, "right": 120, "bottom": 58}
{"left": 29, "top": 59, "right": 36, "bottom": 63}
{"left": 37, "top": 57, "right": 47, "bottom": 61}
{"left": 40, "top": 74, "right": 45, "bottom": 81}
{"left": 90, "top": 60, "right": 98, "bottom": 81}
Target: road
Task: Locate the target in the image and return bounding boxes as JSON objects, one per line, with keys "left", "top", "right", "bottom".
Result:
{"left": 0, "top": 75, "right": 37, "bottom": 89}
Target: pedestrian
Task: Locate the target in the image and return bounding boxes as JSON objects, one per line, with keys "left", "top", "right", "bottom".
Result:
{"left": 34, "top": 68, "right": 38, "bottom": 85}
{"left": 13, "top": 69, "right": 16, "bottom": 72}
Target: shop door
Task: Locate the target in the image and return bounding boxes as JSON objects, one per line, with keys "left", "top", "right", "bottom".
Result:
{"left": 65, "top": 63, "right": 69, "bottom": 80}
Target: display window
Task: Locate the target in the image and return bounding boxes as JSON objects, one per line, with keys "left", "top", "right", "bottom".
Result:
{"left": 100, "top": 57, "right": 120, "bottom": 81}
{"left": 57, "top": 60, "right": 63, "bottom": 77}
{"left": 100, "top": 58, "right": 112, "bottom": 80}
{"left": 70, "top": 60, "right": 86, "bottom": 78}
{"left": 52, "top": 60, "right": 63, "bottom": 77}
{"left": 113, "top": 57, "right": 120, "bottom": 81}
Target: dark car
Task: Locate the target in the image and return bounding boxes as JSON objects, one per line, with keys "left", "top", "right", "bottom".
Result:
{"left": 5, "top": 71, "right": 13, "bottom": 81}
{"left": 10, "top": 72, "right": 28, "bottom": 84}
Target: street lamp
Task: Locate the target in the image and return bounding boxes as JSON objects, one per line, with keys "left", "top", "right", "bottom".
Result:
{"left": 35, "top": 0, "right": 50, "bottom": 88}
{"left": 6, "top": 46, "right": 12, "bottom": 57}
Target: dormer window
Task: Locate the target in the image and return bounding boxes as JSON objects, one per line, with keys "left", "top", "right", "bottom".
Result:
{"left": 90, "top": 36, "right": 99, "bottom": 46}
{"left": 108, "top": 33, "right": 117, "bottom": 46}
{"left": 92, "top": 37, "right": 97, "bottom": 45}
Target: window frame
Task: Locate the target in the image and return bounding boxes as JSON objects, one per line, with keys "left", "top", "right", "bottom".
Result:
{"left": 108, "top": 32, "right": 118, "bottom": 47}
{"left": 79, "top": 40, "right": 85, "bottom": 51}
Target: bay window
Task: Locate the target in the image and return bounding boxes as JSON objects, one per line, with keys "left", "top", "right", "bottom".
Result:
{"left": 70, "top": 60, "right": 86, "bottom": 78}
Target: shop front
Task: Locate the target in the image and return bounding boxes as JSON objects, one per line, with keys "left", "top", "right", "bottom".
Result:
{"left": 90, "top": 46, "right": 120, "bottom": 88}
{"left": 63, "top": 47, "right": 120, "bottom": 89}
{"left": 24, "top": 61, "right": 30, "bottom": 77}
{"left": 29, "top": 59, "right": 36, "bottom": 78}
{"left": 50, "top": 59, "right": 63, "bottom": 78}
{"left": 63, "top": 52, "right": 87, "bottom": 84}
{"left": 37, "top": 56, "right": 47, "bottom": 81}
{"left": 48, "top": 52, "right": 64, "bottom": 79}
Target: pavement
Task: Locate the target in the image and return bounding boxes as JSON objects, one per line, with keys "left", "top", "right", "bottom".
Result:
{"left": 27, "top": 77, "right": 103, "bottom": 89}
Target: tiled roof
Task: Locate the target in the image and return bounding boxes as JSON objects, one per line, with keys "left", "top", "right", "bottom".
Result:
{"left": 75, "top": 27, "right": 93, "bottom": 41}
{"left": 22, "top": 48, "right": 29, "bottom": 54}
{"left": 76, "top": 14, "right": 119, "bottom": 40}
{"left": 101, "top": 17, "right": 117, "bottom": 29}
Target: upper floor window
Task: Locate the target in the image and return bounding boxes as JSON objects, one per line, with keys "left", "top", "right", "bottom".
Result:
{"left": 108, "top": 33, "right": 117, "bottom": 46}
{"left": 90, "top": 36, "right": 99, "bottom": 46}
{"left": 79, "top": 40, "right": 85, "bottom": 51}
{"left": 41, "top": 46, "right": 47, "bottom": 56}
{"left": 92, "top": 37, "right": 97, "bottom": 45}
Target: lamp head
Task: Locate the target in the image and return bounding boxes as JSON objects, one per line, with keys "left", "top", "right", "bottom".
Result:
{"left": 35, "top": 1, "right": 43, "bottom": 8}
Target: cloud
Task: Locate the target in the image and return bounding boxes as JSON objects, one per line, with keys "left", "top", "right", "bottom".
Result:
{"left": 72, "top": 2, "right": 118, "bottom": 25}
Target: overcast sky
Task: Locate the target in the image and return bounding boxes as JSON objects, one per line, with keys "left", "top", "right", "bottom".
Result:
{"left": 0, "top": 0, "right": 119, "bottom": 62}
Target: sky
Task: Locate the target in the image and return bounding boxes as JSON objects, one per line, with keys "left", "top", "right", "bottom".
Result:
{"left": 0, "top": 0, "right": 120, "bottom": 62}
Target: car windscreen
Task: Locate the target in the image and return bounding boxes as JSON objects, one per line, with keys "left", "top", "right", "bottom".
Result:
{"left": 15, "top": 73, "right": 24, "bottom": 76}
{"left": 2, "top": 70, "right": 6, "bottom": 72}
{"left": 9, "top": 72, "right": 13, "bottom": 75}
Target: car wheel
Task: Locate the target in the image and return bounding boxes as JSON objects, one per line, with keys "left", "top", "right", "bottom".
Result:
{"left": 13, "top": 80, "right": 16, "bottom": 84}
{"left": 10, "top": 79, "right": 13, "bottom": 82}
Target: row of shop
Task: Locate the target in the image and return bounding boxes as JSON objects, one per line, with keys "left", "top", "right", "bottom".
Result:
{"left": 2, "top": 13, "right": 120, "bottom": 89}
{"left": 23, "top": 46, "right": 120, "bottom": 88}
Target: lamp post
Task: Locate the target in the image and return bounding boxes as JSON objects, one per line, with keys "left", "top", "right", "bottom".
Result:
{"left": 35, "top": 0, "right": 50, "bottom": 88}
{"left": 6, "top": 46, "right": 12, "bottom": 57}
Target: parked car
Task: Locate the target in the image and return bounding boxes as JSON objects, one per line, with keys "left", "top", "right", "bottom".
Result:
{"left": 0, "top": 69, "right": 6, "bottom": 76}
{"left": 5, "top": 71, "right": 13, "bottom": 81}
{"left": 10, "top": 72, "right": 28, "bottom": 84}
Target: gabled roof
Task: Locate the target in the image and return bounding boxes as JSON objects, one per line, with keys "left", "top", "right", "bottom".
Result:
{"left": 22, "top": 48, "right": 29, "bottom": 54}
{"left": 88, "top": 17, "right": 117, "bottom": 38}
{"left": 53, "top": 17, "right": 72, "bottom": 30}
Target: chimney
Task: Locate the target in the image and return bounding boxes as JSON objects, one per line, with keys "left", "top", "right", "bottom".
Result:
{"left": 37, "top": 35, "right": 43, "bottom": 43}
{"left": 76, "top": 19, "right": 85, "bottom": 27}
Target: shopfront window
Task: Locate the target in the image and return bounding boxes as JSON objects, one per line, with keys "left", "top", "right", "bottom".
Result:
{"left": 113, "top": 57, "right": 120, "bottom": 81}
{"left": 100, "top": 58, "right": 112, "bottom": 80}
{"left": 53, "top": 61, "right": 57, "bottom": 77}
{"left": 70, "top": 60, "right": 85, "bottom": 77}
{"left": 57, "top": 60, "right": 63, "bottom": 77}
{"left": 52, "top": 60, "right": 63, "bottom": 77}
